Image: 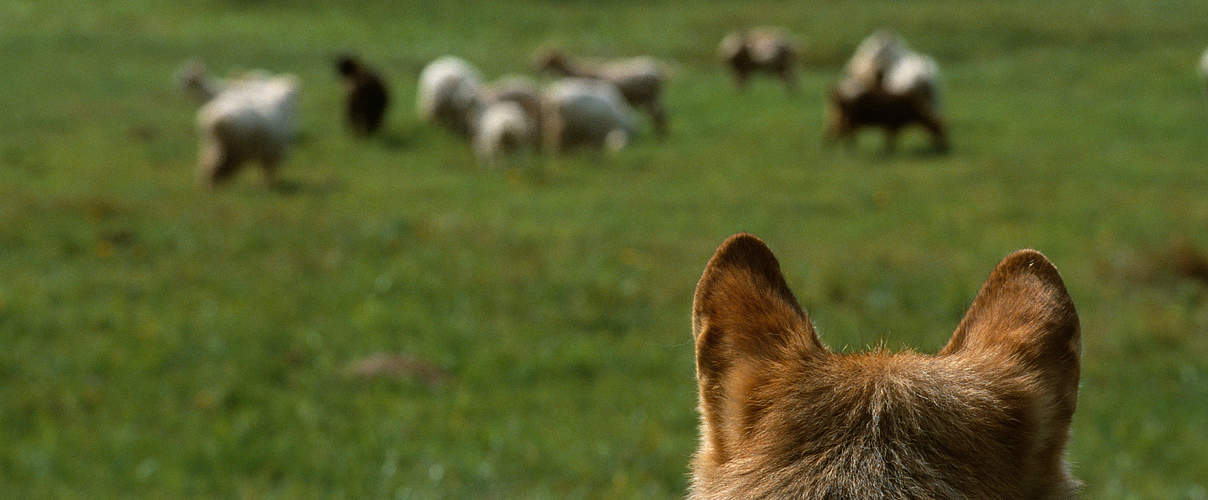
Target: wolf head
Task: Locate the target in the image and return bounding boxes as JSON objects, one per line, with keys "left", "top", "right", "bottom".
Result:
{"left": 690, "top": 234, "right": 1080, "bottom": 499}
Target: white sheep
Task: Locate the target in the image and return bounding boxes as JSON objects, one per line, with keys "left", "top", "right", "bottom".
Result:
{"left": 481, "top": 75, "right": 543, "bottom": 142}
{"left": 841, "top": 30, "right": 910, "bottom": 97}
{"left": 883, "top": 52, "right": 941, "bottom": 108}
{"left": 468, "top": 75, "right": 545, "bottom": 165}
{"left": 472, "top": 101, "right": 534, "bottom": 166}
{"left": 536, "top": 50, "right": 667, "bottom": 136}
{"left": 179, "top": 64, "right": 300, "bottom": 188}
{"left": 838, "top": 31, "right": 940, "bottom": 106}
{"left": 417, "top": 56, "right": 483, "bottom": 137}
{"left": 540, "top": 78, "right": 636, "bottom": 152}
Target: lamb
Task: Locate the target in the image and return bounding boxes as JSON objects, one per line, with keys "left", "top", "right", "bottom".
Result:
{"left": 540, "top": 78, "right": 636, "bottom": 153}
{"left": 535, "top": 49, "right": 667, "bottom": 136}
{"left": 472, "top": 101, "right": 534, "bottom": 166}
{"left": 481, "top": 75, "right": 543, "bottom": 145}
{"left": 717, "top": 27, "right": 800, "bottom": 92}
{"left": 335, "top": 54, "right": 390, "bottom": 137}
{"left": 826, "top": 32, "right": 947, "bottom": 153}
{"left": 417, "top": 56, "right": 483, "bottom": 137}
{"left": 177, "top": 61, "right": 301, "bottom": 188}
{"left": 470, "top": 75, "right": 543, "bottom": 164}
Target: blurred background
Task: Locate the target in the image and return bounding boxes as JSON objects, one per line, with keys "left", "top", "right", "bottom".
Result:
{"left": 1, "top": 0, "right": 1206, "bottom": 497}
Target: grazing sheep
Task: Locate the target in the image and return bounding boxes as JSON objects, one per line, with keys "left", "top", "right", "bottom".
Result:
{"left": 178, "top": 63, "right": 301, "bottom": 188}
{"left": 417, "top": 56, "right": 483, "bottom": 137}
{"left": 541, "top": 78, "right": 636, "bottom": 152}
{"left": 717, "top": 27, "right": 800, "bottom": 92}
{"left": 481, "top": 75, "right": 543, "bottom": 146}
{"left": 472, "top": 101, "right": 534, "bottom": 166}
{"left": 536, "top": 49, "right": 668, "bottom": 137}
{"left": 466, "top": 75, "right": 545, "bottom": 165}
{"left": 827, "top": 32, "right": 947, "bottom": 153}
{"left": 335, "top": 54, "right": 390, "bottom": 137}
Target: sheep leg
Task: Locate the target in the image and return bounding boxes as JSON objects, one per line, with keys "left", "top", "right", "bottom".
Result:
{"left": 198, "top": 143, "right": 240, "bottom": 189}
{"left": 543, "top": 114, "right": 566, "bottom": 154}
{"left": 779, "top": 67, "right": 798, "bottom": 94}
{"left": 647, "top": 101, "right": 668, "bottom": 138}
{"left": 919, "top": 114, "right": 949, "bottom": 152}
{"left": 259, "top": 154, "right": 282, "bottom": 187}
{"left": 732, "top": 70, "right": 749, "bottom": 91}
{"left": 882, "top": 127, "right": 900, "bottom": 154}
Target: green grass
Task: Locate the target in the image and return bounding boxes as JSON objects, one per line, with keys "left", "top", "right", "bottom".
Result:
{"left": 2, "top": 0, "right": 1207, "bottom": 497}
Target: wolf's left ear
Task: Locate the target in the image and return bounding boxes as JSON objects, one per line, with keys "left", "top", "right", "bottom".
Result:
{"left": 940, "top": 250, "right": 1080, "bottom": 409}
{"left": 693, "top": 233, "right": 826, "bottom": 366}
{"left": 692, "top": 234, "right": 826, "bottom": 463}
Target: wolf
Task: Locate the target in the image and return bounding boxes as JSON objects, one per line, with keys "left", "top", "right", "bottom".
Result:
{"left": 690, "top": 234, "right": 1080, "bottom": 499}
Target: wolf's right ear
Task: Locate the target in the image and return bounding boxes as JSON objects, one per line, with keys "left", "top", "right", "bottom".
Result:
{"left": 940, "top": 250, "right": 1080, "bottom": 419}
{"left": 692, "top": 234, "right": 826, "bottom": 462}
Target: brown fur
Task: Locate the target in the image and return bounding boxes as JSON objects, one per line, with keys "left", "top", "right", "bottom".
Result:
{"left": 719, "top": 28, "right": 799, "bottom": 93}
{"left": 825, "top": 85, "right": 948, "bottom": 153}
{"left": 691, "top": 234, "right": 1080, "bottom": 499}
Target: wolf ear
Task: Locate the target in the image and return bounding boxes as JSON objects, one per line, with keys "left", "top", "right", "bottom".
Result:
{"left": 692, "top": 234, "right": 826, "bottom": 461}
{"left": 940, "top": 249, "right": 1080, "bottom": 409}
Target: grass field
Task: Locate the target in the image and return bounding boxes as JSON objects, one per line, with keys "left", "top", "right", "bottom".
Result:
{"left": 2, "top": 0, "right": 1208, "bottom": 497}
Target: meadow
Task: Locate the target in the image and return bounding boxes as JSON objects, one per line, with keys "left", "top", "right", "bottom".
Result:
{"left": 2, "top": 0, "right": 1207, "bottom": 497}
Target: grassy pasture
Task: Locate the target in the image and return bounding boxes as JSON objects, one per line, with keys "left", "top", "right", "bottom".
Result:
{"left": 2, "top": 0, "right": 1207, "bottom": 497}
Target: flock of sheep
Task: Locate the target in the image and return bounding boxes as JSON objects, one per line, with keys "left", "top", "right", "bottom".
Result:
{"left": 174, "top": 29, "right": 965, "bottom": 188}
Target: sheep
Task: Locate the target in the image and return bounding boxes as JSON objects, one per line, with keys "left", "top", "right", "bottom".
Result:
{"left": 417, "top": 56, "right": 483, "bottom": 137}
{"left": 335, "top": 54, "right": 390, "bottom": 137}
{"left": 468, "top": 75, "right": 545, "bottom": 165}
{"left": 540, "top": 78, "right": 636, "bottom": 153}
{"left": 472, "top": 101, "right": 534, "bottom": 166}
{"left": 717, "top": 27, "right": 800, "bottom": 92}
{"left": 177, "top": 63, "right": 301, "bottom": 188}
{"left": 535, "top": 49, "right": 668, "bottom": 137}
{"left": 481, "top": 75, "right": 543, "bottom": 145}
{"left": 826, "top": 32, "right": 947, "bottom": 153}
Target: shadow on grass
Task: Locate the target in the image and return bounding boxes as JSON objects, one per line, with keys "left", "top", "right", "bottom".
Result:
{"left": 270, "top": 177, "right": 347, "bottom": 196}
{"left": 375, "top": 130, "right": 412, "bottom": 150}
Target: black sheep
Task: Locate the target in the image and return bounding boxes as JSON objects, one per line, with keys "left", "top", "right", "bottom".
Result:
{"left": 335, "top": 55, "right": 390, "bottom": 137}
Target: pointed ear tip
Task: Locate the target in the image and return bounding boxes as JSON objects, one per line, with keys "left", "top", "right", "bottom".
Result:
{"left": 1001, "top": 248, "right": 1056, "bottom": 269}
{"left": 695, "top": 233, "right": 783, "bottom": 315}
{"left": 997, "top": 249, "right": 1068, "bottom": 289}
{"left": 720, "top": 232, "right": 767, "bottom": 249}
{"left": 711, "top": 233, "right": 774, "bottom": 263}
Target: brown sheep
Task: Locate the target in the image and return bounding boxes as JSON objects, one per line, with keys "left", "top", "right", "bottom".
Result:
{"left": 718, "top": 27, "right": 800, "bottom": 92}
{"left": 825, "top": 84, "right": 948, "bottom": 153}
{"left": 826, "top": 33, "right": 947, "bottom": 153}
